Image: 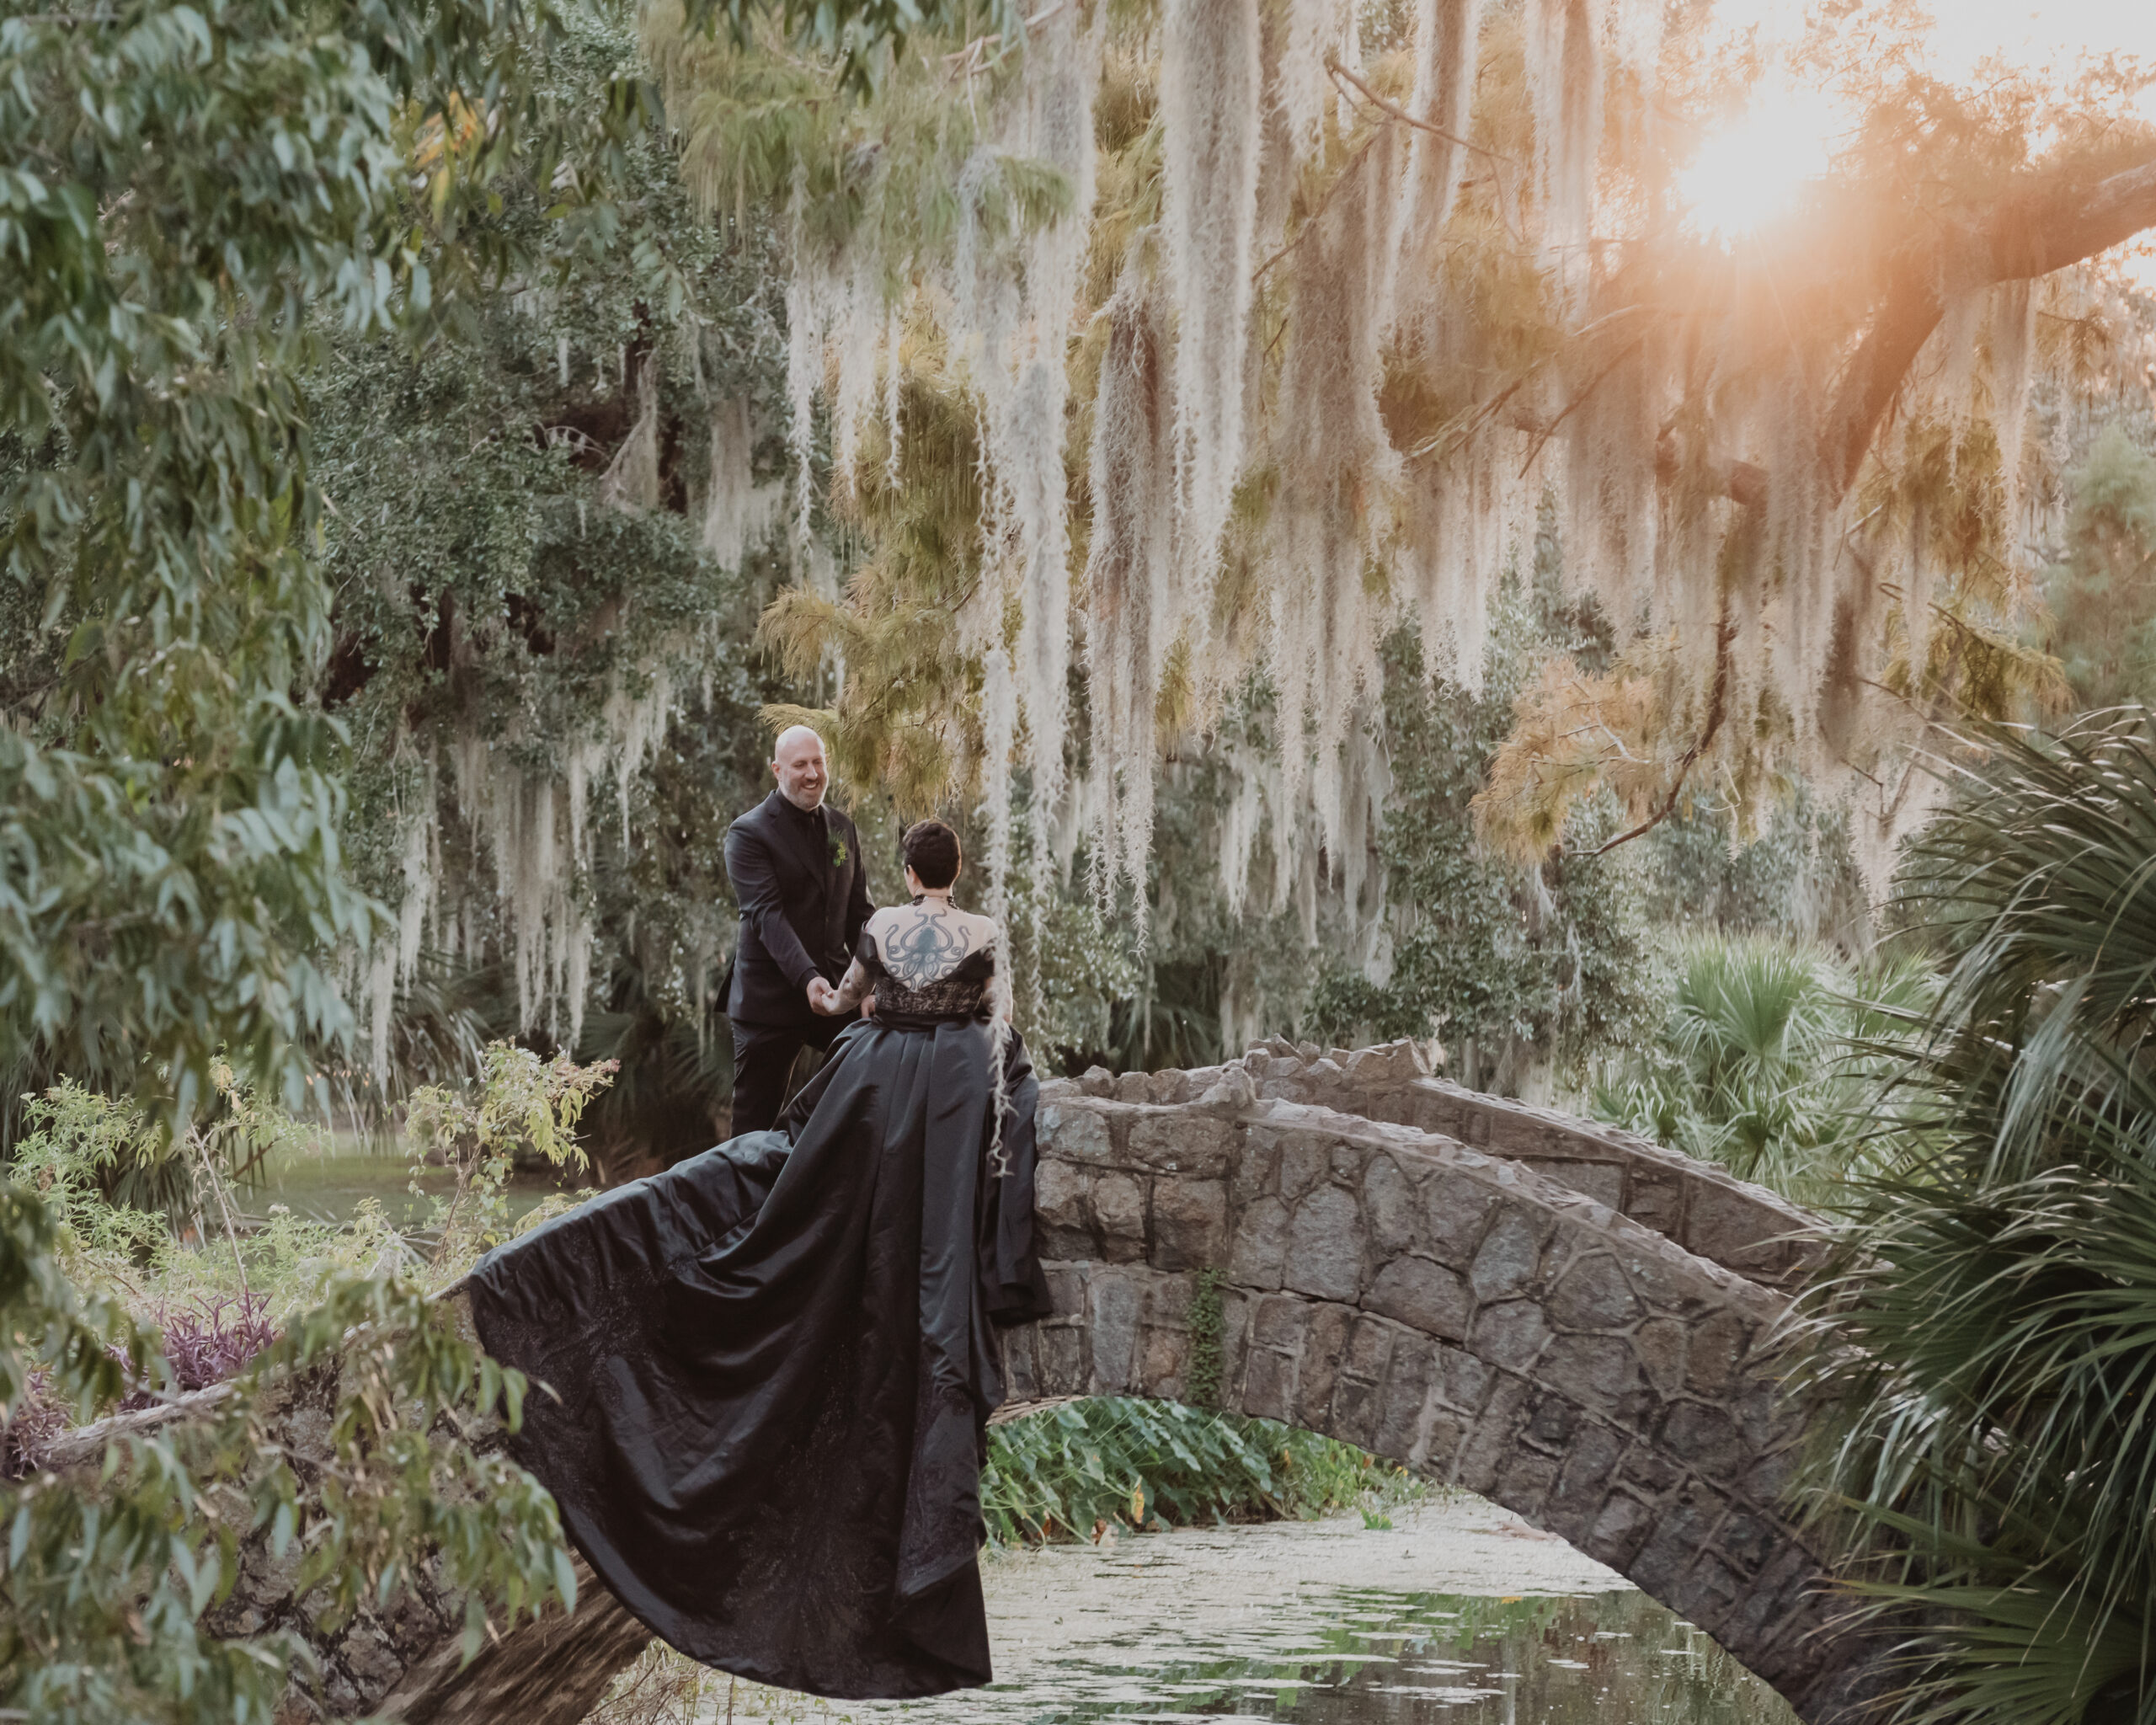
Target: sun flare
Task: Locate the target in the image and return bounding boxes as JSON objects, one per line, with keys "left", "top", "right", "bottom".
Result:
{"left": 1675, "top": 82, "right": 1840, "bottom": 243}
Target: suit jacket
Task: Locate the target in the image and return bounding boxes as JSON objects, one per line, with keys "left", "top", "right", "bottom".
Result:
{"left": 723, "top": 791, "right": 874, "bottom": 1027}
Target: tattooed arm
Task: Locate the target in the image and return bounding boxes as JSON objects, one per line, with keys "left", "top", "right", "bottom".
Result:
{"left": 819, "top": 955, "right": 873, "bottom": 1015}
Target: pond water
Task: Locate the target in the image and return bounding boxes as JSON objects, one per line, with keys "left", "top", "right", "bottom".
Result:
{"left": 250, "top": 1146, "right": 577, "bottom": 1232}
{"left": 708, "top": 1494, "right": 1796, "bottom": 1725}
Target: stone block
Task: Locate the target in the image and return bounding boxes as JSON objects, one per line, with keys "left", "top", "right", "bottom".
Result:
{"left": 1453, "top": 1374, "right": 1530, "bottom": 1494}
{"left": 1522, "top": 1389, "right": 1582, "bottom": 1451}
{"left": 1295, "top": 1304, "right": 1354, "bottom": 1433}
{"left": 1658, "top": 1402, "right": 1748, "bottom": 1477}
{"left": 1241, "top": 1346, "right": 1294, "bottom": 1423}
{"left": 1033, "top": 1322, "right": 1086, "bottom": 1395}
{"left": 1493, "top": 1446, "right": 1561, "bottom": 1519}
{"left": 1001, "top": 1328, "right": 1039, "bottom": 1401}
{"left": 1365, "top": 1256, "right": 1473, "bottom": 1340}
{"left": 1584, "top": 1489, "right": 1655, "bottom": 1569}
{"left": 1536, "top": 1333, "right": 1646, "bottom": 1414}
{"left": 1684, "top": 1553, "right": 1746, "bottom": 1637}
{"left": 1151, "top": 1178, "right": 1229, "bottom": 1272}
{"left": 1422, "top": 1177, "right": 1501, "bottom": 1265}
{"left": 1228, "top": 1196, "right": 1290, "bottom": 1290}
{"left": 1732, "top": 1377, "right": 1798, "bottom": 1451}
{"left": 1343, "top": 1313, "right": 1395, "bottom": 1380}
{"left": 1078, "top": 1067, "right": 1116, "bottom": 1097}
{"left": 1684, "top": 1178, "right": 1784, "bottom": 1263}
{"left": 1164, "top": 1067, "right": 1221, "bottom": 1104}
{"left": 1619, "top": 1245, "right": 1724, "bottom": 1316}
{"left": 1632, "top": 1318, "right": 1688, "bottom": 1397}
{"left": 1284, "top": 1184, "right": 1364, "bottom": 1302}
{"left": 1278, "top": 1133, "right": 1334, "bottom": 1200}
{"left": 1722, "top": 1540, "right": 1823, "bottom": 1651}
{"left": 1683, "top": 1306, "right": 1756, "bottom": 1397}
{"left": 1629, "top": 1483, "right": 1729, "bottom": 1605}
{"left": 1371, "top": 1338, "right": 1437, "bottom": 1462}
{"left": 1624, "top": 1169, "right": 1683, "bottom": 1234}
{"left": 1413, "top": 1090, "right": 1486, "bottom": 1146}
{"left": 1328, "top": 1370, "right": 1383, "bottom": 1450}
{"left": 1130, "top": 1114, "right": 1237, "bottom": 1178}
{"left": 1618, "top": 1445, "right": 1684, "bottom": 1497}
{"left": 1091, "top": 1172, "right": 1150, "bottom": 1260}
{"left": 1043, "top": 1263, "right": 1089, "bottom": 1317}
{"left": 1140, "top": 1325, "right": 1189, "bottom": 1399}
{"left": 1742, "top": 1443, "right": 1801, "bottom": 1506}
{"left": 1543, "top": 1422, "right": 1627, "bottom": 1543}
{"left": 1115, "top": 1071, "right": 1151, "bottom": 1104}
{"left": 1034, "top": 1162, "right": 1091, "bottom": 1258}
{"left": 1715, "top": 1506, "right": 1780, "bottom": 1573}
{"left": 1040, "top": 1103, "right": 1113, "bottom": 1165}
{"left": 1216, "top": 1290, "right": 1251, "bottom": 1407}
{"left": 1251, "top": 1292, "right": 1311, "bottom": 1349}
{"left": 1467, "top": 1299, "right": 1551, "bottom": 1372}
{"left": 1437, "top": 1344, "right": 1493, "bottom": 1413}
{"left": 1088, "top": 1274, "right": 1141, "bottom": 1391}
{"left": 1330, "top": 1140, "right": 1369, "bottom": 1183}
{"left": 1417, "top": 1408, "right": 1468, "bottom": 1478}
{"left": 1545, "top": 1252, "right": 1644, "bottom": 1331}
{"left": 1558, "top": 1161, "right": 1627, "bottom": 1210}
{"left": 1361, "top": 1155, "right": 1420, "bottom": 1256}
{"left": 1195, "top": 1066, "right": 1257, "bottom": 1114}
{"left": 1345, "top": 1040, "right": 1430, "bottom": 1086}
{"left": 1229, "top": 1133, "right": 1278, "bottom": 1210}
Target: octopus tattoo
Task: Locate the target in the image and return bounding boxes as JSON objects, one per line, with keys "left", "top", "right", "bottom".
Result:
{"left": 880, "top": 904, "right": 977, "bottom": 985}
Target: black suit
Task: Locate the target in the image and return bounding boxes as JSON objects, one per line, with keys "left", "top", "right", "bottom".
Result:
{"left": 723, "top": 790, "right": 874, "bottom": 1134}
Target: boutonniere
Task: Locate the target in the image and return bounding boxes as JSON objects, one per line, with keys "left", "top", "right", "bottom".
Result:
{"left": 829, "top": 831, "right": 849, "bottom": 870}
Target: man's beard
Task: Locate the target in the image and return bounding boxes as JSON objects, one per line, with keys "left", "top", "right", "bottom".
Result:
{"left": 782, "top": 782, "right": 825, "bottom": 811}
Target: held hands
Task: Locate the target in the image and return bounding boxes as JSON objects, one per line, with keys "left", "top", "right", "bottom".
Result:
{"left": 807, "top": 977, "right": 841, "bottom": 1016}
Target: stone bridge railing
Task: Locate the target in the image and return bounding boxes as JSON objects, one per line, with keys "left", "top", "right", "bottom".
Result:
{"left": 165, "top": 1040, "right": 1875, "bottom": 1725}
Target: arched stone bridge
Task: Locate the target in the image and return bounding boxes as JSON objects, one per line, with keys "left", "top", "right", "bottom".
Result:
{"left": 193, "top": 1041, "right": 1877, "bottom": 1724}
{"left": 1006, "top": 1039, "right": 1866, "bottom": 1722}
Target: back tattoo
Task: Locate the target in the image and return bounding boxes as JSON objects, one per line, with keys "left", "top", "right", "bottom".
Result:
{"left": 880, "top": 904, "right": 979, "bottom": 985}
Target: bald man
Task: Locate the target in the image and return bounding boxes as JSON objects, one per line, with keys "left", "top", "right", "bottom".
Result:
{"left": 721, "top": 727, "right": 876, "bottom": 1135}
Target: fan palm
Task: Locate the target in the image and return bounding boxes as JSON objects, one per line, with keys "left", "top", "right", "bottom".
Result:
{"left": 1796, "top": 712, "right": 2156, "bottom": 1725}
{"left": 1593, "top": 935, "right": 1929, "bottom": 1206}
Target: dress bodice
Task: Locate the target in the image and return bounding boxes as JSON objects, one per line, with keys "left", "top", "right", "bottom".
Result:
{"left": 857, "top": 904, "right": 997, "bottom": 1024}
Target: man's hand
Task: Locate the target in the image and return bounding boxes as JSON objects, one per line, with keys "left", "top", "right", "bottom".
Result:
{"left": 807, "top": 977, "right": 838, "bottom": 1015}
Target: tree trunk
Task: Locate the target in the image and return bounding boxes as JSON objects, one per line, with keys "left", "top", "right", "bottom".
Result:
{"left": 369, "top": 1555, "right": 650, "bottom": 1725}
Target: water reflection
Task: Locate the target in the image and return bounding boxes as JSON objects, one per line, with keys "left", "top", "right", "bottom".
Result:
{"left": 848, "top": 1525, "right": 1796, "bottom": 1725}
{"left": 1035, "top": 1587, "right": 1795, "bottom": 1725}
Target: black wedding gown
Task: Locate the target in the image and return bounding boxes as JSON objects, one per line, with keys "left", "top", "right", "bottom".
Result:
{"left": 466, "top": 938, "right": 1053, "bottom": 1699}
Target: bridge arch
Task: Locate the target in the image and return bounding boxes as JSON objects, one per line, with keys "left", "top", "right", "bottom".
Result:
{"left": 999, "top": 1039, "right": 1876, "bottom": 1725}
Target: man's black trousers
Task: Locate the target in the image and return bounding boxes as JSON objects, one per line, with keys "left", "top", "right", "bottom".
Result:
{"left": 728, "top": 1015, "right": 845, "bottom": 1137}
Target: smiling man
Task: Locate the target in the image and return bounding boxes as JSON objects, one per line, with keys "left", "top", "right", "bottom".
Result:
{"left": 721, "top": 725, "right": 876, "bottom": 1135}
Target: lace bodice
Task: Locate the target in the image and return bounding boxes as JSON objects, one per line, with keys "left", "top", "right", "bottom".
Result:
{"left": 856, "top": 903, "right": 998, "bottom": 1023}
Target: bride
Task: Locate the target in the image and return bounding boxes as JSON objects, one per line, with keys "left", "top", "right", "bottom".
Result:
{"left": 466, "top": 819, "right": 1052, "bottom": 1700}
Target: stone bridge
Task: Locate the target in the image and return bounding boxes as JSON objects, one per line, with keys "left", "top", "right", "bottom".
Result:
{"left": 192, "top": 1041, "right": 1877, "bottom": 1724}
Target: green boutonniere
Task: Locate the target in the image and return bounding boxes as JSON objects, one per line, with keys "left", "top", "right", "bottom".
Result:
{"left": 829, "top": 832, "right": 849, "bottom": 870}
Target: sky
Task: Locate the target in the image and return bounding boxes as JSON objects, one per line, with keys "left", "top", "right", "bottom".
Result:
{"left": 1676, "top": 0, "right": 2156, "bottom": 273}
{"left": 1707, "top": 0, "right": 2156, "bottom": 81}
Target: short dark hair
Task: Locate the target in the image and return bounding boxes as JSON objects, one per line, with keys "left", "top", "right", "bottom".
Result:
{"left": 902, "top": 819, "right": 962, "bottom": 889}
